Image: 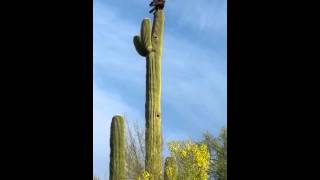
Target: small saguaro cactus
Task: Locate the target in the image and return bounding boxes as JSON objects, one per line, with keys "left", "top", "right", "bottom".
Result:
{"left": 109, "top": 115, "right": 125, "bottom": 180}
{"left": 164, "top": 157, "right": 177, "bottom": 180}
{"left": 133, "top": 7, "right": 165, "bottom": 180}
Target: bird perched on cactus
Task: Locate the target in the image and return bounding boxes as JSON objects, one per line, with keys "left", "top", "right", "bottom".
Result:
{"left": 149, "top": 0, "right": 165, "bottom": 14}
{"left": 133, "top": 2, "right": 165, "bottom": 180}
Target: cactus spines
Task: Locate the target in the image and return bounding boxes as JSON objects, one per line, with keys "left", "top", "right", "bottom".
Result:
{"left": 133, "top": 9, "right": 164, "bottom": 180}
{"left": 164, "top": 157, "right": 177, "bottom": 180}
{"left": 109, "top": 115, "right": 125, "bottom": 180}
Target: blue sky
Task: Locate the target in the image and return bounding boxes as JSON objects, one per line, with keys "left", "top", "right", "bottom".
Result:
{"left": 93, "top": 0, "right": 227, "bottom": 179}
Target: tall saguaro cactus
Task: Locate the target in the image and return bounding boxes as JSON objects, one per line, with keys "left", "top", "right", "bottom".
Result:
{"left": 109, "top": 115, "right": 125, "bottom": 180}
{"left": 133, "top": 9, "right": 165, "bottom": 180}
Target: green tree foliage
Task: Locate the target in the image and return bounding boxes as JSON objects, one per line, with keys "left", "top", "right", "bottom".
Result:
{"left": 201, "top": 127, "right": 227, "bottom": 180}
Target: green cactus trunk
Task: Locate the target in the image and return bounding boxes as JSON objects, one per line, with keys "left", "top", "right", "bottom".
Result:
{"left": 109, "top": 115, "right": 125, "bottom": 180}
{"left": 164, "top": 157, "right": 177, "bottom": 180}
{"left": 133, "top": 10, "right": 164, "bottom": 180}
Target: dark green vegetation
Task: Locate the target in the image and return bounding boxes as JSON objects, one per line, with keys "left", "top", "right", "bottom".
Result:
{"left": 201, "top": 127, "right": 227, "bottom": 180}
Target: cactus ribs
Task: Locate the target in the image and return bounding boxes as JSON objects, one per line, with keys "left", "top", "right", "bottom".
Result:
{"left": 149, "top": 0, "right": 165, "bottom": 14}
{"left": 133, "top": 8, "right": 165, "bottom": 179}
{"left": 109, "top": 115, "right": 125, "bottom": 180}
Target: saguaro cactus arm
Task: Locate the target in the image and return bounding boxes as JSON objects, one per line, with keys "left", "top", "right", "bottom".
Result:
{"left": 109, "top": 115, "right": 125, "bottom": 180}
{"left": 133, "top": 18, "right": 153, "bottom": 57}
{"left": 133, "top": 36, "right": 147, "bottom": 57}
{"left": 141, "top": 18, "right": 153, "bottom": 53}
{"left": 133, "top": 7, "right": 164, "bottom": 180}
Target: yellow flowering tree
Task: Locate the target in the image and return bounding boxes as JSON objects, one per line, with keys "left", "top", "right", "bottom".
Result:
{"left": 164, "top": 157, "right": 177, "bottom": 180}
{"left": 168, "top": 140, "right": 210, "bottom": 180}
{"left": 135, "top": 171, "right": 151, "bottom": 180}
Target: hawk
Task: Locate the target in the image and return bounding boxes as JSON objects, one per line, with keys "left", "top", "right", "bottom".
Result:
{"left": 149, "top": 0, "right": 165, "bottom": 14}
